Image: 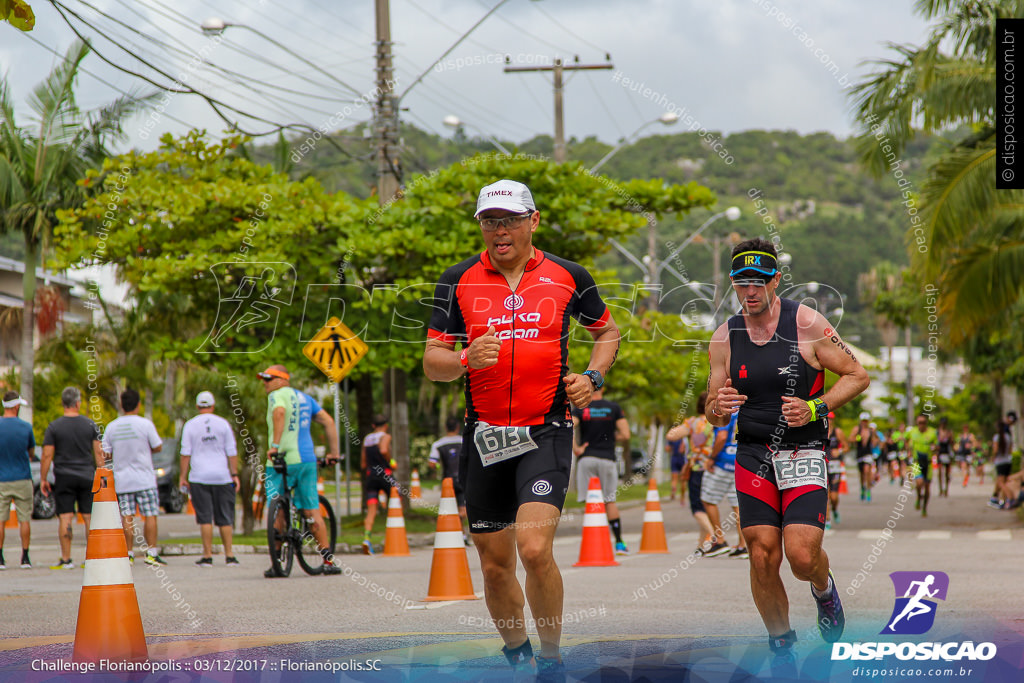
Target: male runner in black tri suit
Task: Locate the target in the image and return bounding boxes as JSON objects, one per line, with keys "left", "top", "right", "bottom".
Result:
{"left": 707, "top": 238, "right": 869, "bottom": 675}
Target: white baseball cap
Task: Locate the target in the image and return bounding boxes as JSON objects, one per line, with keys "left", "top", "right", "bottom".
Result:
{"left": 196, "top": 391, "right": 215, "bottom": 407}
{"left": 474, "top": 179, "right": 536, "bottom": 218}
{"left": 859, "top": 411, "right": 871, "bottom": 421}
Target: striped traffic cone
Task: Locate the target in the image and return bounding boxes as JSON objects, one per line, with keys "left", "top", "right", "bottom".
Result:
{"left": 410, "top": 470, "right": 422, "bottom": 500}
{"left": 639, "top": 478, "right": 669, "bottom": 554}
{"left": 252, "top": 479, "right": 264, "bottom": 519}
{"left": 424, "top": 478, "right": 477, "bottom": 601}
{"left": 839, "top": 469, "right": 849, "bottom": 495}
{"left": 72, "top": 468, "right": 147, "bottom": 663}
{"left": 383, "top": 487, "right": 411, "bottom": 556}
{"left": 4, "top": 502, "right": 16, "bottom": 529}
{"left": 574, "top": 477, "right": 618, "bottom": 567}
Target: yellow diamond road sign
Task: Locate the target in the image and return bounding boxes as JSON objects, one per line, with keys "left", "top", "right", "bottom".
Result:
{"left": 302, "top": 317, "right": 368, "bottom": 383}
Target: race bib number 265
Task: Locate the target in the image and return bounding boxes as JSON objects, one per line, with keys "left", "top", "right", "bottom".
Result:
{"left": 772, "top": 449, "right": 827, "bottom": 490}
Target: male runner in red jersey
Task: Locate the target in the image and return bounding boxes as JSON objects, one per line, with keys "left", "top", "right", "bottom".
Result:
{"left": 424, "top": 180, "right": 620, "bottom": 682}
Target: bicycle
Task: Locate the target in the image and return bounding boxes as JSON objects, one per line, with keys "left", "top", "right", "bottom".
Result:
{"left": 266, "top": 456, "right": 338, "bottom": 576}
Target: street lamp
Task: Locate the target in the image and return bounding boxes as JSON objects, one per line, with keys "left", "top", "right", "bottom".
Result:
{"left": 200, "top": 18, "right": 363, "bottom": 98}
{"left": 442, "top": 115, "right": 511, "bottom": 155}
{"left": 589, "top": 112, "right": 679, "bottom": 173}
{"left": 655, "top": 206, "right": 741, "bottom": 281}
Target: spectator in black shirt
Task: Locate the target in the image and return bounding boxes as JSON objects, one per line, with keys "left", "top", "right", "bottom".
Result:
{"left": 572, "top": 388, "right": 631, "bottom": 554}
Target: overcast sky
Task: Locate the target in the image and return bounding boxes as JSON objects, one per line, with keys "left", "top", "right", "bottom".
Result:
{"left": 1, "top": 0, "right": 931, "bottom": 152}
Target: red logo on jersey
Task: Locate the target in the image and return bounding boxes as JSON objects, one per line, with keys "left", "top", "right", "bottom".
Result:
{"left": 739, "top": 364, "right": 748, "bottom": 379}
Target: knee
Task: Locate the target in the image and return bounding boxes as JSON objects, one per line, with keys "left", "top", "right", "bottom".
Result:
{"left": 785, "top": 548, "right": 818, "bottom": 580}
{"left": 748, "top": 542, "right": 782, "bottom": 572}
{"left": 517, "top": 537, "right": 553, "bottom": 574}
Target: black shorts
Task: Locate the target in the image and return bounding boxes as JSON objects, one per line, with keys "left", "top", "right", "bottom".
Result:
{"left": 364, "top": 471, "right": 392, "bottom": 503}
{"left": 670, "top": 454, "right": 686, "bottom": 473}
{"left": 687, "top": 471, "right": 706, "bottom": 514}
{"left": 190, "top": 482, "right": 236, "bottom": 527}
{"left": 996, "top": 463, "right": 1012, "bottom": 478}
{"left": 54, "top": 475, "right": 94, "bottom": 515}
{"left": 915, "top": 453, "right": 932, "bottom": 481}
{"left": 734, "top": 442, "right": 827, "bottom": 530}
{"left": 828, "top": 473, "right": 842, "bottom": 493}
{"left": 464, "top": 423, "right": 572, "bottom": 534}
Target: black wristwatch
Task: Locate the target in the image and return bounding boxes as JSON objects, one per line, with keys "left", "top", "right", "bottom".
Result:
{"left": 582, "top": 370, "right": 604, "bottom": 390}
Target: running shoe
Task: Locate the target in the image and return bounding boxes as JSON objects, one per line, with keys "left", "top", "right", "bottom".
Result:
{"left": 812, "top": 570, "right": 845, "bottom": 643}
{"left": 225, "top": 556, "right": 240, "bottom": 566}
{"left": 614, "top": 541, "right": 629, "bottom": 556}
{"left": 362, "top": 539, "right": 375, "bottom": 555}
{"left": 0, "top": 553, "right": 5, "bottom": 570}
{"left": 195, "top": 557, "right": 214, "bottom": 568}
{"left": 144, "top": 554, "right": 167, "bottom": 566}
{"left": 322, "top": 563, "right": 341, "bottom": 575}
{"left": 704, "top": 542, "right": 731, "bottom": 557}
{"left": 915, "top": 498, "right": 921, "bottom": 510}
{"left": 728, "top": 547, "right": 749, "bottom": 559}
{"left": 833, "top": 510, "right": 841, "bottom": 524}
{"left": 866, "top": 489, "right": 872, "bottom": 503}
{"left": 50, "top": 559, "right": 75, "bottom": 570}
{"left": 264, "top": 567, "right": 285, "bottom": 578}
{"left": 535, "top": 655, "right": 566, "bottom": 683}
{"left": 21, "top": 552, "right": 31, "bottom": 569}
{"left": 987, "top": 498, "right": 1002, "bottom": 509}
{"left": 693, "top": 546, "right": 706, "bottom": 557}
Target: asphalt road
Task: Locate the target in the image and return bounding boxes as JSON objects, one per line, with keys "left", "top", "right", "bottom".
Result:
{"left": 1, "top": 468, "right": 1022, "bottom": 682}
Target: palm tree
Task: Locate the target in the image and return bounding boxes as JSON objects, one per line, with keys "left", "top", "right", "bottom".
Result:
{"left": 849, "top": 0, "right": 1024, "bottom": 346}
{"left": 0, "top": 40, "right": 152, "bottom": 422}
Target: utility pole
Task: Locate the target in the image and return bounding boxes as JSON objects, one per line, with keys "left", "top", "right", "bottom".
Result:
{"left": 375, "top": 0, "right": 400, "bottom": 202}
{"left": 504, "top": 57, "right": 613, "bottom": 162}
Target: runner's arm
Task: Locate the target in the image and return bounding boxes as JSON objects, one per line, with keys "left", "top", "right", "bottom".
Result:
{"left": 380, "top": 433, "right": 391, "bottom": 458}
{"left": 93, "top": 439, "right": 105, "bottom": 467}
{"left": 615, "top": 417, "right": 631, "bottom": 443}
{"left": 706, "top": 323, "right": 741, "bottom": 427}
{"left": 564, "top": 319, "right": 621, "bottom": 410}
{"left": 782, "top": 306, "right": 869, "bottom": 427}
{"left": 423, "top": 338, "right": 465, "bottom": 381}
{"left": 40, "top": 445, "right": 54, "bottom": 495}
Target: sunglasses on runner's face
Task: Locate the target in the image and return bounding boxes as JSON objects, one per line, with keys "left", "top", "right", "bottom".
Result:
{"left": 478, "top": 212, "right": 533, "bottom": 232}
{"left": 732, "top": 276, "right": 769, "bottom": 287}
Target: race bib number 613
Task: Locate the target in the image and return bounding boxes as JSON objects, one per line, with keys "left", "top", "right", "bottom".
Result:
{"left": 772, "top": 449, "right": 827, "bottom": 490}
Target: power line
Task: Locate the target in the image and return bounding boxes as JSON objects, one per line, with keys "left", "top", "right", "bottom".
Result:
{"left": 584, "top": 71, "right": 626, "bottom": 142}
{"left": 528, "top": 2, "right": 610, "bottom": 56}
{"left": 76, "top": 0, "right": 341, "bottom": 124}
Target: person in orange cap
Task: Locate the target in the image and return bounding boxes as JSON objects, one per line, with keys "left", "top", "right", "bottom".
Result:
{"left": 259, "top": 365, "right": 340, "bottom": 576}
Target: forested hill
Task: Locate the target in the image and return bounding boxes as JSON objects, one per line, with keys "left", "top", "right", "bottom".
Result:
{"left": 266, "top": 124, "right": 935, "bottom": 352}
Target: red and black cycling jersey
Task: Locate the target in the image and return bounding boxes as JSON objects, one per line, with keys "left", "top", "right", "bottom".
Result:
{"left": 428, "top": 249, "right": 610, "bottom": 427}
{"left": 728, "top": 297, "right": 826, "bottom": 445}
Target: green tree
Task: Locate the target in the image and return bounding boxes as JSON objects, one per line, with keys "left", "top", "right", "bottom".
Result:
{"left": 850, "top": 0, "right": 1024, "bottom": 346}
{"left": 0, "top": 40, "right": 151, "bottom": 423}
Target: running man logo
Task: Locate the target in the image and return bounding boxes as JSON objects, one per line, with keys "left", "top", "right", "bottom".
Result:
{"left": 881, "top": 571, "right": 949, "bottom": 635}
{"left": 198, "top": 263, "right": 296, "bottom": 354}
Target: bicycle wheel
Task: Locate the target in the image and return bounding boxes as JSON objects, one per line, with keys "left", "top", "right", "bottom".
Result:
{"left": 267, "top": 496, "right": 294, "bottom": 577}
{"left": 295, "top": 496, "right": 338, "bottom": 575}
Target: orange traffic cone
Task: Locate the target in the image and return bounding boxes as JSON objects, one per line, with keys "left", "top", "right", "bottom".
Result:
{"left": 574, "top": 476, "right": 618, "bottom": 567}
{"left": 639, "top": 479, "right": 669, "bottom": 554}
{"left": 317, "top": 476, "right": 325, "bottom": 494}
{"left": 185, "top": 494, "right": 195, "bottom": 515}
{"left": 410, "top": 470, "right": 422, "bottom": 500}
{"left": 76, "top": 512, "right": 85, "bottom": 525}
{"left": 252, "top": 479, "right": 264, "bottom": 519}
{"left": 4, "top": 503, "right": 17, "bottom": 529}
{"left": 839, "top": 469, "right": 849, "bottom": 495}
{"left": 425, "top": 478, "right": 477, "bottom": 601}
{"left": 72, "top": 468, "right": 147, "bottom": 663}
{"left": 383, "top": 487, "right": 411, "bottom": 556}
